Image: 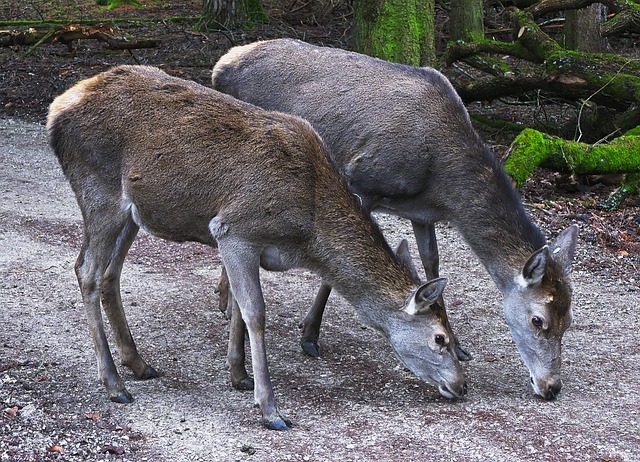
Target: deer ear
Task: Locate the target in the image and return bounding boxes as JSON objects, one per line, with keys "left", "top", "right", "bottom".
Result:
{"left": 404, "top": 278, "right": 447, "bottom": 315}
{"left": 395, "top": 239, "right": 419, "bottom": 283}
{"left": 521, "top": 246, "right": 549, "bottom": 287}
{"left": 550, "top": 224, "right": 578, "bottom": 272}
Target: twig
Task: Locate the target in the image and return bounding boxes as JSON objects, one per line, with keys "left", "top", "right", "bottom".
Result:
{"left": 593, "top": 127, "right": 623, "bottom": 146}
{"left": 22, "top": 29, "right": 55, "bottom": 57}
{"left": 575, "top": 59, "right": 633, "bottom": 143}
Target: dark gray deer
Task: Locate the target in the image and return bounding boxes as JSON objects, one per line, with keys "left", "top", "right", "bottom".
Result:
{"left": 212, "top": 39, "right": 579, "bottom": 400}
{"left": 47, "top": 65, "right": 466, "bottom": 431}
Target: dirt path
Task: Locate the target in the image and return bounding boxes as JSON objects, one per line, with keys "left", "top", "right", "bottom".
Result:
{"left": 1, "top": 117, "right": 639, "bottom": 461}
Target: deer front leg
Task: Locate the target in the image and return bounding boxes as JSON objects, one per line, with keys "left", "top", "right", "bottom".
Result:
{"left": 299, "top": 283, "right": 332, "bottom": 357}
{"left": 412, "top": 221, "right": 472, "bottom": 362}
{"left": 101, "top": 219, "right": 158, "bottom": 380}
{"left": 218, "top": 239, "right": 291, "bottom": 430}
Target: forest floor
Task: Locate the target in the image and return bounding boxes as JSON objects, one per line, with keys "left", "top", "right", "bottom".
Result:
{"left": 1, "top": 1, "right": 639, "bottom": 461}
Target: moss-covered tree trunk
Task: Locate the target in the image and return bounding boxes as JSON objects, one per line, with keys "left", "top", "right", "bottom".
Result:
{"left": 450, "top": 0, "right": 484, "bottom": 42}
{"left": 200, "top": 0, "right": 267, "bottom": 29}
{"left": 353, "top": 0, "right": 436, "bottom": 66}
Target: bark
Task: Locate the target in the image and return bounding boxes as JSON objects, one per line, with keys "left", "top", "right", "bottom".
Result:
{"left": 200, "top": 0, "right": 267, "bottom": 29}
{"left": 504, "top": 128, "right": 640, "bottom": 186}
{"left": 559, "top": 105, "right": 640, "bottom": 143}
{"left": 602, "top": 6, "right": 640, "bottom": 36}
{"left": 0, "top": 24, "right": 160, "bottom": 49}
{"left": 564, "top": 3, "right": 608, "bottom": 52}
{"left": 450, "top": 0, "right": 484, "bottom": 42}
{"left": 353, "top": 0, "right": 436, "bottom": 66}
{"left": 526, "top": 0, "right": 640, "bottom": 37}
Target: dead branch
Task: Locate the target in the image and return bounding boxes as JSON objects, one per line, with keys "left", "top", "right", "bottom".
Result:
{"left": 0, "top": 23, "right": 160, "bottom": 50}
{"left": 446, "top": 9, "right": 640, "bottom": 108}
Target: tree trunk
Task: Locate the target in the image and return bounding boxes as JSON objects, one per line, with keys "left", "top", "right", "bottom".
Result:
{"left": 353, "top": 0, "right": 436, "bottom": 66}
{"left": 201, "top": 0, "right": 267, "bottom": 29}
{"left": 564, "top": 3, "right": 608, "bottom": 52}
{"left": 504, "top": 128, "right": 640, "bottom": 186}
{"left": 450, "top": 0, "right": 484, "bottom": 42}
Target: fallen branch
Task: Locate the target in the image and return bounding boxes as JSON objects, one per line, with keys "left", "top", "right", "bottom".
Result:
{"left": 504, "top": 128, "right": 640, "bottom": 186}
{"left": 446, "top": 10, "right": 640, "bottom": 108}
{"left": 0, "top": 17, "right": 198, "bottom": 27}
{"left": 0, "top": 23, "right": 160, "bottom": 50}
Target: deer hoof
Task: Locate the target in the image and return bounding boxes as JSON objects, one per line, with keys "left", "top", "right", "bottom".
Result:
{"left": 137, "top": 365, "right": 159, "bottom": 380}
{"left": 455, "top": 344, "right": 472, "bottom": 362}
{"left": 109, "top": 389, "right": 134, "bottom": 404}
{"left": 232, "top": 377, "right": 254, "bottom": 391}
{"left": 263, "top": 415, "right": 292, "bottom": 431}
{"left": 301, "top": 341, "right": 321, "bottom": 357}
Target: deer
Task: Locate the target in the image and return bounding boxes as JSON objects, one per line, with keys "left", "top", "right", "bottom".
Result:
{"left": 211, "top": 38, "right": 579, "bottom": 401}
{"left": 47, "top": 65, "right": 467, "bottom": 431}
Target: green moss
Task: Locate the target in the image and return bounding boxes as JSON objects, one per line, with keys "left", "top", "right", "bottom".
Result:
{"left": 548, "top": 136, "right": 640, "bottom": 174}
{"left": 505, "top": 128, "right": 640, "bottom": 186}
{"left": 98, "top": 0, "right": 143, "bottom": 10}
{"left": 623, "top": 126, "right": 640, "bottom": 136}
{"left": 450, "top": 0, "right": 484, "bottom": 43}
{"left": 504, "top": 129, "right": 553, "bottom": 187}
{"left": 357, "top": 0, "right": 435, "bottom": 66}
{"left": 239, "top": 0, "right": 269, "bottom": 27}
{"left": 545, "top": 51, "right": 640, "bottom": 103}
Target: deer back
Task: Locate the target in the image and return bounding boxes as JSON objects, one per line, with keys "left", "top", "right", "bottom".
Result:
{"left": 48, "top": 65, "right": 345, "bottom": 252}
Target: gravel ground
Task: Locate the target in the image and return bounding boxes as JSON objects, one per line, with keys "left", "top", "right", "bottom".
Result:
{"left": 1, "top": 118, "right": 639, "bottom": 461}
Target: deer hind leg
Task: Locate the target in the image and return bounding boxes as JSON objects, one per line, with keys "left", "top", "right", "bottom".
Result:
{"left": 100, "top": 217, "right": 158, "bottom": 381}
{"left": 217, "top": 238, "right": 290, "bottom": 430}
{"left": 75, "top": 205, "right": 136, "bottom": 403}
{"left": 299, "top": 283, "right": 332, "bottom": 357}
{"left": 412, "top": 221, "right": 472, "bottom": 361}
{"left": 216, "top": 265, "right": 233, "bottom": 319}
{"left": 226, "top": 295, "right": 254, "bottom": 390}
{"left": 217, "top": 264, "right": 253, "bottom": 388}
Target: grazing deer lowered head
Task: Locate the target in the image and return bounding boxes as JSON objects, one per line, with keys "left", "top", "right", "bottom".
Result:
{"left": 47, "top": 65, "right": 465, "bottom": 431}
{"left": 211, "top": 38, "right": 579, "bottom": 400}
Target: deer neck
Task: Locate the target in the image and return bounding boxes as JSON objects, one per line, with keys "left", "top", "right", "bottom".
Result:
{"left": 308, "top": 196, "right": 415, "bottom": 331}
{"left": 443, "top": 145, "right": 546, "bottom": 294}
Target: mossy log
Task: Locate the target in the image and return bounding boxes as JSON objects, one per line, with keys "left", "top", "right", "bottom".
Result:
{"left": 445, "top": 9, "right": 640, "bottom": 108}
{"left": 0, "top": 24, "right": 160, "bottom": 49}
{"left": 504, "top": 128, "right": 640, "bottom": 187}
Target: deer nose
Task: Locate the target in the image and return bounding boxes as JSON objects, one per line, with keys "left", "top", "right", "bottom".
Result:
{"left": 440, "top": 380, "right": 467, "bottom": 399}
{"left": 544, "top": 380, "right": 562, "bottom": 400}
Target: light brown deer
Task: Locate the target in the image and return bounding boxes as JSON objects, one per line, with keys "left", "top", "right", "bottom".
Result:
{"left": 47, "top": 65, "right": 466, "bottom": 431}
{"left": 212, "top": 39, "right": 579, "bottom": 401}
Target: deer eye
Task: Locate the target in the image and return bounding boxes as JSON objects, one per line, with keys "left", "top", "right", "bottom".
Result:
{"left": 435, "top": 334, "right": 446, "bottom": 345}
{"left": 531, "top": 316, "right": 544, "bottom": 328}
